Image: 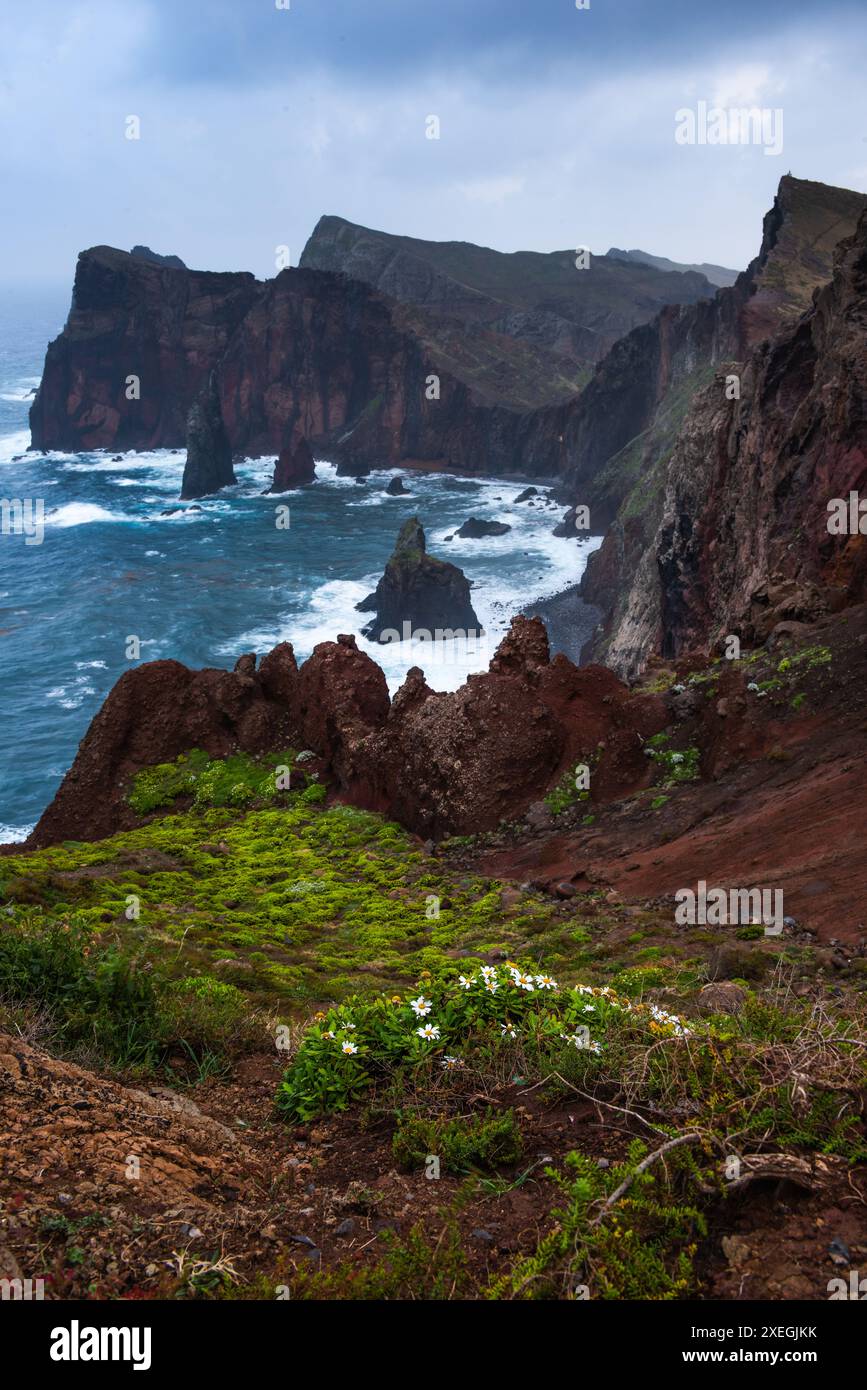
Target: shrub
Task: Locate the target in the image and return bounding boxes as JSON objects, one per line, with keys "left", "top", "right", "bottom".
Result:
{"left": 393, "top": 1108, "right": 523, "bottom": 1173}
{"left": 544, "top": 762, "right": 591, "bottom": 816}
{"left": 276, "top": 965, "right": 694, "bottom": 1122}
{"left": 644, "top": 734, "right": 700, "bottom": 784}
{"left": 489, "top": 1143, "right": 705, "bottom": 1300}
{"left": 0, "top": 913, "right": 267, "bottom": 1072}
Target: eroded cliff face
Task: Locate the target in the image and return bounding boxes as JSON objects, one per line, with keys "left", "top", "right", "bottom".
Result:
{"left": 29, "top": 214, "right": 720, "bottom": 481}
{"left": 575, "top": 177, "right": 867, "bottom": 670}
{"left": 597, "top": 209, "right": 867, "bottom": 677}
{"left": 29, "top": 247, "right": 261, "bottom": 452}
{"left": 30, "top": 252, "right": 571, "bottom": 483}
{"left": 564, "top": 178, "right": 867, "bottom": 528}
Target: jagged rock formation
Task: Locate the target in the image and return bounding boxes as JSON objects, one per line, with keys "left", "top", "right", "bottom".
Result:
{"left": 607, "top": 247, "right": 739, "bottom": 289}
{"left": 356, "top": 518, "right": 482, "bottom": 641}
{"left": 572, "top": 177, "right": 867, "bottom": 668}
{"left": 180, "top": 371, "right": 236, "bottom": 499}
{"left": 25, "top": 617, "right": 667, "bottom": 847}
{"left": 455, "top": 518, "right": 511, "bottom": 538}
{"left": 386, "top": 475, "right": 409, "bottom": 495}
{"left": 597, "top": 208, "right": 867, "bottom": 676}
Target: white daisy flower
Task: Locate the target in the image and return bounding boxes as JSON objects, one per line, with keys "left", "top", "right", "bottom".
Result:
{"left": 458, "top": 975, "right": 474, "bottom": 990}
{"left": 441, "top": 1055, "right": 463, "bottom": 1069}
{"left": 410, "top": 995, "right": 432, "bottom": 1017}
{"left": 535, "top": 974, "right": 558, "bottom": 990}
{"left": 341, "top": 1041, "right": 358, "bottom": 1055}
{"left": 416, "top": 1023, "right": 441, "bottom": 1041}
{"left": 501, "top": 1023, "right": 517, "bottom": 1039}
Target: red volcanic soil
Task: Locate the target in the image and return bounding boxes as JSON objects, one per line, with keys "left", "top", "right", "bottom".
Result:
{"left": 476, "top": 603, "right": 867, "bottom": 945}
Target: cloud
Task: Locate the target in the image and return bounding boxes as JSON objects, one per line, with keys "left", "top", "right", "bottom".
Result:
{"left": 1, "top": 1, "right": 866, "bottom": 286}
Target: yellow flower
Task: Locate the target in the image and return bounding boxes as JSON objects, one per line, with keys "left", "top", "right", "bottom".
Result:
{"left": 391, "top": 996, "right": 402, "bottom": 1004}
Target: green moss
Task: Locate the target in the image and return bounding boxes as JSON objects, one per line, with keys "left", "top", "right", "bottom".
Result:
{"left": 0, "top": 795, "right": 565, "bottom": 1011}
{"left": 128, "top": 748, "right": 299, "bottom": 815}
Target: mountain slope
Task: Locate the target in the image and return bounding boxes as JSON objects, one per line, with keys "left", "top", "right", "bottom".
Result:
{"left": 607, "top": 247, "right": 740, "bottom": 288}
{"left": 300, "top": 214, "right": 716, "bottom": 375}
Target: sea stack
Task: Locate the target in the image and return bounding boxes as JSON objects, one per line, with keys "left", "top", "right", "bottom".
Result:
{"left": 356, "top": 517, "right": 482, "bottom": 642}
{"left": 269, "top": 431, "right": 316, "bottom": 492}
{"left": 180, "top": 371, "right": 235, "bottom": 500}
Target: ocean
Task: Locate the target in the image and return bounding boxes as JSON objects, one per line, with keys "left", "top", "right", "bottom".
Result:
{"left": 0, "top": 287, "right": 600, "bottom": 840}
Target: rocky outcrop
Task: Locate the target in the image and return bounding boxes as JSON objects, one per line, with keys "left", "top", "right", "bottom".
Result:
{"left": 27, "top": 650, "right": 302, "bottom": 847}
{"left": 386, "top": 475, "right": 409, "bottom": 495}
{"left": 25, "top": 618, "right": 667, "bottom": 848}
{"left": 180, "top": 371, "right": 236, "bottom": 499}
{"left": 357, "top": 518, "right": 482, "bottom": 641}
{"left": 455, "top": 518, "right": 511, "bottom": 538}
{"left": 29, "top": 246, "right": 261, "bottom": 452}
{"left": 130, "top": 245, "right": 187, "bottom": 270}
{"left": 598, "top": 209, "right": 867, "bottom": 675}
{"left": 268, "top": 430, "right": 316, "bottom": 492}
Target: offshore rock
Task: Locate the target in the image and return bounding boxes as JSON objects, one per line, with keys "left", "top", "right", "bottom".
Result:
{"left": 180, "top": 370, "right": 235, "bottom": 499}
{"left": 357, "top": 518, "right": 482, "bottom": 642}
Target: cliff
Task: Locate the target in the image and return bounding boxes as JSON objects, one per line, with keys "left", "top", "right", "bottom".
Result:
{"left": 299, "top": 213, "right": 716, "bottom": 377}
{"left": 599, "top": 208, "right": 867, "bottom": 675}
{"left": 30, "top": 218, "right": 718, "bottom": 479}
{"left": 29, "top": 246, "right": 261, "bottom": 452}
{"left": 573, "top": 177, "right": 867, "bottom": 669}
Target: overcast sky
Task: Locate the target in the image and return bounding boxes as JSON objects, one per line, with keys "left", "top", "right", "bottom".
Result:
{"left": 2, "top": 0, "right": 866, "bottom": 286}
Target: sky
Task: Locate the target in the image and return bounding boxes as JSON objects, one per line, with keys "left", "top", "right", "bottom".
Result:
{"left": 1, "top": 0, "right": 866, "bottom": 287}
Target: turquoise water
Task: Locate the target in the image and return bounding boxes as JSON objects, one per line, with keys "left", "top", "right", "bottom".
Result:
{"left": 0, "top": 289, "right": 599, "bottom": 839}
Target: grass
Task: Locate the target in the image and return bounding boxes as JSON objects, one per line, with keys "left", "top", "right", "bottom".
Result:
{"left": 4, "top": 735, "right": 866, "bottom": 1301}
{"left": 0, "top": 772, "right": 571, "bottom": 1008}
